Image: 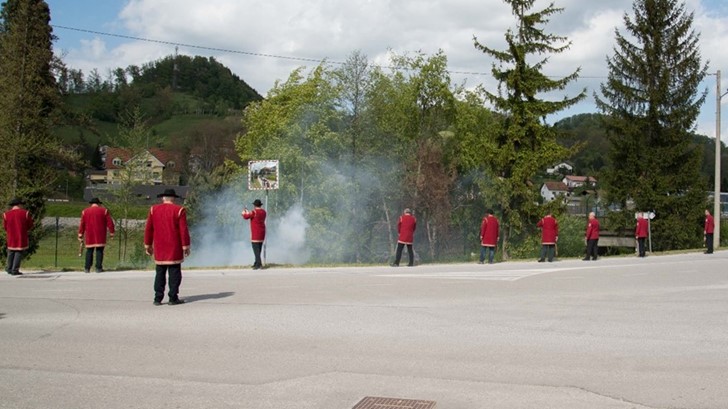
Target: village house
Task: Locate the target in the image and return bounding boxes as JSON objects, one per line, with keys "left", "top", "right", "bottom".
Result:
{"left": 546, "top": 162, "right": 574, "bottom": 175}
{"left": 562, "top": 175, "right": 597, "bottom": 189}
{"left": 86, "top": 146, "right": 182, "bottom": 186}
{"left": 540, "top": 181, "right": 569, "bottom": 202}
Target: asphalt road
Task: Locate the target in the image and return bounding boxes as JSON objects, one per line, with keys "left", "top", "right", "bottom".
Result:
{"left": 1, "top": 252, "right": 727, "bottom": 409}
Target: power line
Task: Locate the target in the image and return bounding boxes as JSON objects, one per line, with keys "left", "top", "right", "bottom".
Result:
{"left": 51, "top": 24, "right": 609, "bottom": 79}
{"left": 52, "top": 24, "right": 331, "bottom": 65}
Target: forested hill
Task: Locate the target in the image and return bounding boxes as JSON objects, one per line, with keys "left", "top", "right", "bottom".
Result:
{"left": 53, "top": 54, "right": 263, "bottom": 197}
{"left": 553, "top": 113, "right": 728, "bottom": 189}
{"left": 129, "top": 55, "right": 262, "bottom": 108}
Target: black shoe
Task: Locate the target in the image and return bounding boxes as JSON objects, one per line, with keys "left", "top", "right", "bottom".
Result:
{"left": 252, "top": 265, "right": 261, "bottom": 270}
{"left": 153, "top": 300, "right": 162, "bottom": 306}
{"left": 537, "top": 258, "right": 545, "bottom": 262}
{"left": 95, "top": 269, "right": 103, "bottom": 273}
{"left": 407, "top": 264, "right": 414, "bottom": 267}
{"left": 168, "top": 299, "right": 185, "bottom": 305}
{"left": 84, "top": 269, "right": 90, "bottom": 274}
{"left": 592, "top": 258, "right": 598, "bottom": 261}
{"left": 582, "top": 258, "right": 590, "bottom": 261}
{"left": 10, "top": 271, "right": 22, "bottom": 276}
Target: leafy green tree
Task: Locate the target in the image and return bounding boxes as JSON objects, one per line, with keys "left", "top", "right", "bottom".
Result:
{"left": 0, "top": 0, "right": 61, "bottom": 258}
{"left": 377, "top": 51, "right": 459, "bottom": 260}
{"left": 107, "top": 108, "right": 155, "bottom": 263}
{"left": 595, "top": 0, "right": 708, "bottom": 250}
{"left": 333, "top": 50, "right": 373, "bottom": 262}
{"left": 471, "top": 0, "right": 586, "bottom": 258}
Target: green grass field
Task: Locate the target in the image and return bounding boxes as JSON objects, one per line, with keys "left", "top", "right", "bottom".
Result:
{"left": 45, "top": 201, "right": 150, "bottom": 219}
{"left": 24, "top": 226, "right": 152, "bottom": 271}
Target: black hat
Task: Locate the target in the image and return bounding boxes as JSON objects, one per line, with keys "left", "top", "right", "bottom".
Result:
{"left": 8, "top": 198, "right": 23, "bottom": 206}
{"left": 252, "top": 199, "right": 263, "bottom": 207}
{"left": 157, "top": 188, "right": 180, "bottom": 198}
{"left": 89, "top": 197, "right": 103, "bottom": 205}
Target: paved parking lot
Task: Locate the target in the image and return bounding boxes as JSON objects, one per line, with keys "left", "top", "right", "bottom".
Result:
{"left": 1, "top": 253, "right": 727, "bottom": 408}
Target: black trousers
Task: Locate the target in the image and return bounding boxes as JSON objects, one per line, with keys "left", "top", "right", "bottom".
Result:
{"left": 6, "top": 250, "right": 22, "bottom": 274}
{"left": 252, "top": 242, "right": 263, "bottom": 268}
{"left": 394, "top": 242, "right": 414, "bottom": 266}
{"left": 705, "top": 233, "right": 714, "bottom": 254}
{"left": 539, "top": 245, "right": 555, "bottom": 262}
{"left": 154, "top": 264, "right": 182, "bottom": 302}
{"left": 586, "top": 239, "right": 599, "bottom": 260}
{"left": 637, "top": 237, "right": 646, "bottom": 257}
{"left": 84, "top": 247, "right": 105, "bottom": 272}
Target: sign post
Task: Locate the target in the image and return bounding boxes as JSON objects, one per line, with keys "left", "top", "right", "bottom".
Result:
{"left": 248, "top": 160, "right": 279, "bottom": 265}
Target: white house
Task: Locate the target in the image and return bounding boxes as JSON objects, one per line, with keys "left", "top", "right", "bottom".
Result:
{"left": 562, "top": 175, "right": 597, "bottom": 189}
{"left": 540, "top": 181, "right": 569, "bottom": 202}
{"left": 546, "top": 162, "right": 574, "bottom": 175}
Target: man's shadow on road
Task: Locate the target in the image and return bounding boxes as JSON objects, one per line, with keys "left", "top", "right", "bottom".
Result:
{"left": 184, "top": 292, "right": 235, "bottom": 303}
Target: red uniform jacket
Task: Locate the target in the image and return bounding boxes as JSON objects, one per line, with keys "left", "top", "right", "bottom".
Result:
{"left": 705, "top": 214, "right": 715, "bottom": 234}
{"left": 144, "top": 203, "right": 190, "bottom": 265}
{"left": 480, "top": 215, "right": 499, "bottom": 247}
{"left": 397, "top": 214, "right": 416, "bottom": 244}
{"left": 635, "top": 218, "right": 648, "bottom": 238}
{"left": 79, "top": 205, "right": 115, "bottom": 248}
{"left": 537, "top": 215, "right": 558, "bottom": 244}
{"left": 243, "top": 208, "right": 266, "bottom": 242}
{"left": 3, "top": 207, "right": 33, "bottom": 251}
{"left": 586, "top": 218, "right": 600, "bottom": 240}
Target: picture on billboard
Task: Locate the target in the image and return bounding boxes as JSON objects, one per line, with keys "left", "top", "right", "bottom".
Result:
{"left": 248, "top": 160, "right": 279, "bottom": 190}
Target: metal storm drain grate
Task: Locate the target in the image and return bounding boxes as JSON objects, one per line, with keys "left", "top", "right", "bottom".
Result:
{"left": 352, "top": 396, "right": 436, "bottom": 409}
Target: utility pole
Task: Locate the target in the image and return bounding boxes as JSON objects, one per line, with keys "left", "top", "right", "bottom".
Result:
{"left": 715, "top": 70, "right": 728, "bottom": 249}
{"left": 173, "top": 46, "right": 179, "bottom": 90}
{"left": 715, "top": 70, "right": 721, "bottom": 249}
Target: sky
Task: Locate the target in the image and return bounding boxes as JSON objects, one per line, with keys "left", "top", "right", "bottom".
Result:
{"left": 45, "top": 0, "right": 728, "bottom": 140}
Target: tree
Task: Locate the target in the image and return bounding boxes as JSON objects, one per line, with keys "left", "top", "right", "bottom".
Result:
{"left": 108, "top": 108, "right": 154, "bottom": 263}
{"left": 595, "top": 0, "right": 708, "bottom": 250}
{"left": 0, "top": 0, "right": 60, "bottom": 258}
{"left": 333, "top": 50, "right": 372, "bottom": 262}
{"left": 471, "top": 0, "right": 586, "bottom": 258}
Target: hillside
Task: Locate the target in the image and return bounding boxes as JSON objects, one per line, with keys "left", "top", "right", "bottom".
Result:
{"left": 52, "top": 54, "right": 262, "bottom": 199}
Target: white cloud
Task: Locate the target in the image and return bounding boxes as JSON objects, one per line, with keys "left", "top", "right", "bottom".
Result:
{"left": 54, "top": 0, "right": 728, "bottom": 138}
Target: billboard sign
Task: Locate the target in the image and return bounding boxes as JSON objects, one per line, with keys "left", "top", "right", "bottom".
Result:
{"left": 248, "top": 160, "right": 279, "bottom": 190}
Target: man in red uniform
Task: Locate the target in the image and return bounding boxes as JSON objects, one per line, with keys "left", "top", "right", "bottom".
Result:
{"left": 392, "top": 208, "right": 416, "bottom": 267}
{"left": 635, "top": 213, "right": 649, "bottom": 257}
{"left": 704, "top": 209, "right": 715, "bottom": 254}
{"left": 583, "top": 212, "right": 600, "bottom": 261}
{"left": 242, "top": 199, "right": 266, "bottom": 270}
{"left": 537, "top": 212, "right": 558, "bottom": 262}
{"left": 479, "top": 209, "right": 499, "bottom": 264}
{"left": 78, "top": 197, "right": 115, "bottom": 273}
{"left": 144, "top": 189, "right": 190, "bottom": 306}
{"left": 3, "top": 198, "right": 33, "bottom": 276}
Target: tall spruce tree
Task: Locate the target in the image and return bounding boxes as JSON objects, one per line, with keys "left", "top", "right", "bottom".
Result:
{"left": 595, "top": 0, "right": 708, "bottom": 250}
{"left": 473, "top": 0, "right": 585, "bottom": 258}
{"left": 0, "top": 0, "right": 59, "bottom": 258}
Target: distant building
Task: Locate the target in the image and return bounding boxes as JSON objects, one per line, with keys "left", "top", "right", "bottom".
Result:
{"left": 540, "top": 181, "right": 569, "bottom": 202}
{"left": 86, "top": 146, "right": 182, "bottom": 186}
{"left": 562, "top": 175, "right": 597, "bottom": 189}
{"left": 546, "top": 162, "right": 574, "bottom": 175}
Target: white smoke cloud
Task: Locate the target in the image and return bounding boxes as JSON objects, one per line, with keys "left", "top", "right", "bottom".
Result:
{"left": 184, "top": 179, "right": 310, "bottom": 268}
